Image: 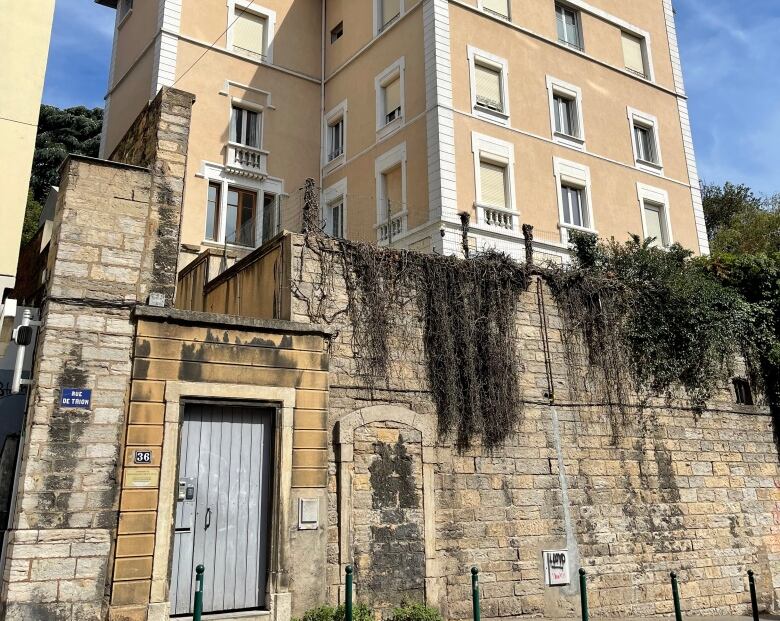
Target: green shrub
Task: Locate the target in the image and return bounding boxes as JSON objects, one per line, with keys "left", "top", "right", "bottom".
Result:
{"left": 293, "top": 603, "right": 374, "bottom": 621}
{"left": 387, "top": 602, "right": 443, "bottom": 621}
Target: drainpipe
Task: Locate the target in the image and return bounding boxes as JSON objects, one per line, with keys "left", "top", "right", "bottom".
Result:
{"left": 319, "top": 0, "right": 326, "bottom": 196}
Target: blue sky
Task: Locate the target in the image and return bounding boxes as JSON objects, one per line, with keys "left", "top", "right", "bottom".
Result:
{"left": 42, "top": 0, "right": 779, "bottom": 195}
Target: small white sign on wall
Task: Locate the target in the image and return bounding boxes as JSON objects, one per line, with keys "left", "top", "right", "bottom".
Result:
{"left": 543, "top": 550, "right": 570, "bottom": 586}
{"left": 298, "top": 498, "right": 319, "bottom": 530}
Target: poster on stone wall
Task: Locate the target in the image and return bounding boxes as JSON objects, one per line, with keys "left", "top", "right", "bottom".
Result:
{"left": 543, "top": 550, "right": 570, "bottom": 587}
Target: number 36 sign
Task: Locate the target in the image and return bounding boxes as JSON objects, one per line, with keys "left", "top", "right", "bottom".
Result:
{"left": 543, "top": 550, "right": 570, "bottom": 586}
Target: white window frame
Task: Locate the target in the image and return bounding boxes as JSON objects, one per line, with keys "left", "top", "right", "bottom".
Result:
{"left": 555, "top": 2, "right": 584, "bottom": 51}
{"left": 477, "top": 0, "right": 511, "bottom": 21}
{"left": 546, "top": 76, "right": 585, "bottom": 150}
{"left": 374, "top": 142, "right": 408, "bottom": 240}
{"left": 323, "top": 100, "right": 348, "bottom": 173}
{"left": 375, "top": 57, "right": 406, "bottom": 139}
{"left": 627, "top": 107, "right": 663, "bottom": 175}
{"left": 226, "top": 0, "right": 276, "bottom": 64}
{"left": 468, "top": 47, "right": 510, "bottom": 125}
{"left": 230, "top": 103, "right": 264, "bottom": 149}
{"left": 197, "top": 162, "right": 284, "bottom": 248}
{"left": 637, "top": 183, "right": 673, "bottom": 248}
{"left": 471, "top": 132, "right": 517, "bottom": 230}
{"left": 323, "top": 178, "right": 348, "bottom": 238}
{"left": 373, "top": 0, "right": 405, "bottom": 37}
{"left": 554, "top": 157, "right": 596, "bottom": 243}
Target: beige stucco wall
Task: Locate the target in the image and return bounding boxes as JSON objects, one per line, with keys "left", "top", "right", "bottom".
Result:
{"left": 448, "top": 1, "right": 700, "bottom": 251}
{"left": 323, "top": 6, "right": 429, "bottom": 241}
{"left": 0, "top": 0, "right": 55, "bottom": 292}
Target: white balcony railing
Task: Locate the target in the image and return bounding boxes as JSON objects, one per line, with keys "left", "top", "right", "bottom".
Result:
{"left": 477, "top": 203, "right": 516, "bottom": 231}
{"left": 226, "top": 142, "right": 269, "bottom": 179}
{"left": 377, "top": 211, "right": 407, "bottom": 243}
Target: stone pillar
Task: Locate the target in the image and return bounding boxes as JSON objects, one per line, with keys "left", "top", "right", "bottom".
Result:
{"left": 1, "top": 88, "right": 193, "bottom": 621}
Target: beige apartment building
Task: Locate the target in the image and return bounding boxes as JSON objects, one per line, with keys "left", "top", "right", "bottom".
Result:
{"left": 98, "top": 0, "right": 709, "bottom": 268}
{"left": 0, "top": 0, "right": 56, "bottom": 296}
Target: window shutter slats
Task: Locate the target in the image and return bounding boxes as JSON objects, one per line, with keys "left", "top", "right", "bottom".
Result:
{"left": 480, "top": 161, "right": 507, "bottom": 208}
{"left": 644, "top": 204, "right": 665, "bottom": 246}
{"left": 234, "top": 11, "right": 265, "bottom": 56}
{"left": 475, "top": 64, "right": 503, "bottom": 111}
{"left": 382, "top": 0, "right": 401, "bottom": 25}
{"left": 482, "top": 0, "right": 509, "bottom": 18}
{"left": 622, "top": 32, "right": 645, "bottom": 75}
{"left": 384, "top": 78, "right": 401, "bottom": 115}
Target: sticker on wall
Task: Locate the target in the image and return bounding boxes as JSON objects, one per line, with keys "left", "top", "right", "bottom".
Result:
{"left": 125, "top": 468, "right": 159, "bottom": 489}
{"left": 60, "top": 388, "right": 92, "bottom": 409}
{"left": 543, "top": 550, "right": 570, "bottom": 586}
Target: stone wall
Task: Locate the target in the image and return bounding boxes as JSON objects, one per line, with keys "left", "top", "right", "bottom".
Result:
{"left": 282, "top": 234, "right": 780, "bottom": 619}
{"left": 1, "top": 87, "right": 194, "bottom": 621}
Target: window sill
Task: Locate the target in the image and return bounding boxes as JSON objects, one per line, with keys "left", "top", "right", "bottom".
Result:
{"left": 323, "top": 153, "right": 346, "bottom": 176}
{"left": 559, "top": 222, "right": 597, "bottom": 235}
{"left": 553, "top": 132, "right": 585, "bottom": 151}
{"left": 376, "top": 116, "right": 403, "bottom": 140}
{"left": 229, "top": 46, "right": 270, "bottom": 65}
{"left": 635, "top": 159, "right": 663, "bottom": 175}
{"left": 474, "top": 106, "right": 510, "bottom": 125}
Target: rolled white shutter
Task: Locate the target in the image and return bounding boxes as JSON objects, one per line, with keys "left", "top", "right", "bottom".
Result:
{"left": 643, "top": 203, "right": 665, "bottom": 246}
{"left": 482, "top": 0, "right": 509, "bottom": 17}
{"left": 480, "top": 161, "right": 507, "bottom": 208}
{"left": 622, "top": 32, "right": 645, "bottom": 75}
{"left": 475, "top": 64, "right": 502, "bottom": 110}
{"left": 382, "top": 0, "right": 401, "bottom": 25}
{"left": 234, "top": 11, "right": 265, "bottom": 55}
{"left": 384, "top": 77, "right": 401, "bottom": 114}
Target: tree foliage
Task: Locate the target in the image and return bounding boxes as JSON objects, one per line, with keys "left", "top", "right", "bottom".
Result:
{"left": 21, "top": 191, "right": 43, "bottom": 246}
{"left": 30, "top": 105, "right": 103, "bottom": 203}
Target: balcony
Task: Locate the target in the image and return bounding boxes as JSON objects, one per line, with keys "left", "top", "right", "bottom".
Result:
{"left": 477, "top": 203, "right": 516, "bottom": 231}
{"left": 377, "top": 211, "right": 407, "bottom": 244}
{"left": 225, "top": 142, "right": 269, "bottom": 179}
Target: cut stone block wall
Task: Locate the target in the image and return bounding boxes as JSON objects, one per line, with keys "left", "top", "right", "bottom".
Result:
{"left": 1, "top": 87, "right": 194, "bottom": 621}
{"left": 282, "top": 234, "right": 780, "bottom": 619}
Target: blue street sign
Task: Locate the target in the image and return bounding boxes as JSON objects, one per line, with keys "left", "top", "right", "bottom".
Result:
{"left": 60, "top": 388, "right": 92, "bottom": 409}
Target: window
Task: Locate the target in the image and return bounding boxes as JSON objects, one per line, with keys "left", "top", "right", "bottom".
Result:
{"left": 634, "top": 124, "right": 657, "bottom": 164}
{"left": 472, "top": 133, "right": 516, "bottom": 230}
{"left": 554, "top": 158, "right": 593, "bottom": 239}
{"left": 637, "top": 184, "right": 672, "bottom": 248}
{"left": 261, "top": 192, "right": 278, "bottom": 243}
{"left": 374, "top": 143, "right": 407, "bottom": 242}
{"left": 226, "top": 187, "right": 257, "bottom": 247}
{"left": 553, "top": 94, "right": 578, "bottom": 137}
{"left": 642, "top": 201, "right": 668, "bottom": 247}
{"left": 546, "top": 77, "right": 585, "bottom": 149}
{"left": 231, "top": 106, "right": 261, "bottom": 149}
{"left": 732, "top": 378, "right": 754, "bottom": 406}
{"left": 561, "top": 184, "right": 588, "bottom": 228}
{"left": 233, "top": 10, "right": 267, "bottom": 58}
{"left": 229, "top": 3, "right": 276, "bottom": 63}
{"left": 379, "top": 0, "right": 401, "bottom": 31}
{"left": 331, "top": 21, "right": 344, "bottom": 43}
{"left": 205, "top": 183, "right": 221, "bottom": 241}
{"left": 628, "top": 108, "right": 662, "bottom": 172}
{"left": 118, "top": 0, "right": 133, "bottom": 22}
{"left": 469, "top": 47, "right": 509, "bottom": 123}
{"left": 556, "top": 3, "right": 582, "bottom": 50}
{"left": 326, "top": 198, "right": 345, "bottom": 238}
{"left": 375, "top": 59, "right": 405, "bottom": 136}
{"left": 480, "top": 0, "right": 509, "bottom": 20}
{"left": 327, "top": 118, "right": 344, "bottom": 162}
{"left": 622, "top": 32, "right": 647, "bottom": 77}
{"left": 479, "top": 160, "right": 508, "bottom": 209}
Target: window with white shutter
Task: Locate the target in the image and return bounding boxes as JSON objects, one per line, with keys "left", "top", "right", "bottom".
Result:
{"left": 234, "top": 10, "right": 266, "bottom": 57}
{"left": 475, "top": 63, "right": 503, "bottom": 112}
{"left": 622, "top": 32, "right": 646, "bottom": 77}
{"left": 381, "top": 0, "right": 401, "bottom": 29}
{"left": 383, "top": 76, "right": 401, "bottom": 124}
{"left": 643, "top": 201, "right": 668, "bottom": 247}
{"left": 480, "top": 160, "right": 507, "bottom": 208}
{"left": 383, "top": 166, "right": 403, "bottom": 216}
{"left": 482, "top": 0, "right": 509, "bottom": 19}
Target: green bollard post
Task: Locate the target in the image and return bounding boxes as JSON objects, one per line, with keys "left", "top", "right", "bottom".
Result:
{"left": 193, "top": 564, "right": 205, "bottom": 621}
{"left": 471, "top": 567, "right": 480, "bottom": 621}
{"left": 748, "top": 570, "right": 759, "bottom": 621}
{"left": 670, "top": 572, "right": 683, "bottom": 621}
{"left": 345, "top": 565, "right": 353, "bottom": 621}
{"left": 579, "top": 568, "right": 589, "bottom": 621}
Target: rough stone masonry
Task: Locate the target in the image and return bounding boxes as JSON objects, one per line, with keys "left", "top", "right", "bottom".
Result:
{"left": 0, "top": 88, "right": 193, "bottom": 621}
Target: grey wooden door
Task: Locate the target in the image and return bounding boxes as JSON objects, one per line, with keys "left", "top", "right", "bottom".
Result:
{"left": 170, "top": 403, "right": 273, "bottom": 615}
